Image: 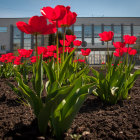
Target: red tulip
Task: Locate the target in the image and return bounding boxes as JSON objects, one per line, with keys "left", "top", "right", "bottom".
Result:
{"left": 30, "top": 56, "right": 40, "bottom": 63}
{"left": 99, "top": 31, "right": 114, "bottom": 42}
{"left": 53, "top": 53, "right": 61, "bottom": 61}
{"left": 58, "top": 6, "right": 77, "bottom": 27}
{"left": 123, "top": 35, "right": 137, "bottom": 45}
{"left": 73, "top": 40, "right": 82, "bottom": 46}
{"left": 101, "top": 62, "right": 105, "bottom": 64}
{"left": 60, "top": 40, "right": 71, "bottom": 47}
{"left": 47, "top": 45, "right": 57, "bottom": 52}
{"left": 43, "top": 51, "right": 54, "bottom": 58}
{"left": 66, "top": 35, "right": 76, "bottom": 43}
{"left": 78, "top": 59, "right": 86, "bottom": 63}
{"left": 16, "top": 16, "right": 56, "bottom": 35}
{"left": 18, "top": 49, "right": 33, "bottom": 58}
{"left": 81, "top": 49, "right": 91, "bottom": 56}
{"left": 14, "top": 56, "right": 22, "bottom": 65}
{"left": 113, "top": 42, "right": 125, "bottom": 49}
{"left": 129, "top": 49, "right": 137, "bottom": 55}
{"left": 41, "top": 5, "right": 66, "bottom": 21}
{"left": 123, "top": 47, "right": 132, "bottom": 53}
{"left": 113, "top": 48, "right": 124, "bottom": 57}
{"left": 37, "top": 46, "right": 47, "bottom": 55}
{"left": 0, "top": 53, "right": 15, "bottom": 63}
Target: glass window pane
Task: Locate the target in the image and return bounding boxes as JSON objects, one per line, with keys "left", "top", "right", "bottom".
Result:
{"left": 44, "top": 35, "right": 49, "bottom": 46}
{"left": 14, "top": 27, "right": 21, "bottom": 38}
{"left": 114, "top": 26, "right": 121, "bottom": 37}
{"left": 13, "top": 39, "right": 20, "bottom": 50}
{"left": 74, "top": 26, "right": 82, "bottom": 37}
{"left": 104, "top": 26, "right": 111, "bottom": 32}
{"left": 0, "top": 27, "right": 7, "bottom": 32}
{"left": 133, "top": 26, "right": 140, "bottom": 37}
{"left": 84, "top": 38, "right": 92, "bottom": 44}
{"left": 114, "top": 37, "right": 122, "bottom": 42}
{"left": 24, "top": 33, "right": 31, "bottom": 39}
{"left": 76, "top": 37, "right": 82, "bottom": 41}
{"left": 94, "top": 38, "right": 102, "bottom": 46}
{"left": 123, "top": 26, "right": 131, "bottom": 35}
{"left": 24, "top": 39, "right": 31, "bottom": 49}
{"left": 94, "top": 25, "right": 101, "bottom": 38}
{"left": 84, "top": 26, "right": 92, "bottom": 37}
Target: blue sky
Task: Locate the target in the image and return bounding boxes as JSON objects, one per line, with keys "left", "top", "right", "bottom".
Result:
{"left": 0, "top": 0, "right": 140, "bottom": 18}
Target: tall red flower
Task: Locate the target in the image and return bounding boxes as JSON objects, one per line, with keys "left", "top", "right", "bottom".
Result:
{"left": 66, "top": 35, "right": 76, "bottom": 43}
{"left": 123, "top": 47, "right": 137, "bottom": 55}
{"left": 58, "top": 6, "right": 77, "bottom": 27}
{"left": 16, "top": 16, "right": 56, "bottom": 35}
{"left": 0, "top": 53, "right": 15, "bottom": 63}
{"left": 14, "top": 56, "right": 22, "bottom": 65}
{"left": 73, "top": 40, "right": 82, "bottom": 46}
{"left": 113, "top": 42, "right": 125, "bottom": 49}
{"left": 30, "top": 56, "right": 40, "bottom": 63}
{"left": 123, "top": 35, "right": 137, "bottom": 45}
{"left": 113, "top": 48, "right": 124, "bottom": 57}
{"left": 47, "top": 45, "right": 57, "bottom": 52}
{"left": 60, "top": 40, "right": 71, "bottom": 47}
{"left": 129, "top": 49, "right": 137, "bottom": 55}
{"left": 81, "top": 49, "right": 91, "bottom": 56}
{"left": 99, "top": 31, "right": 114, "bottom": 42}
{"left": 37, "top": 47, "right": 47, "bottom": 55}
{"left": 41, "top": 5, "right": 66, "bottom": 21}
{"left": 18, "top": 49, "right": 33, "bottom": 58}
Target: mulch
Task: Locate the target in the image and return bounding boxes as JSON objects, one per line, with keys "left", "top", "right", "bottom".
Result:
{"left": 0, "top": 68, "right": 140, "bottom": 140}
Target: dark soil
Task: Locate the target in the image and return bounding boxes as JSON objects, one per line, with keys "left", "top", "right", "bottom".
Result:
{"left": 0, "top": 69, "right": 140, "bottom": 140}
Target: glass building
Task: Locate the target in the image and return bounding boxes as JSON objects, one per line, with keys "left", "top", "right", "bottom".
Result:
{"left": 0, "top": 17, "right": 140, "bottom": 64}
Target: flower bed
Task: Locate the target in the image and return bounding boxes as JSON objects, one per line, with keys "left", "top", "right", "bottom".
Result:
{"left": 0, "top": 70, "right": 140, "bottom": 139}
{"left": 0, "top": 4, "right": 140, "bottom": 140}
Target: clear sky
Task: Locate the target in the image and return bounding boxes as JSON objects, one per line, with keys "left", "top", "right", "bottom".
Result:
{"left": 0, "top": 0, "right": 140, "bottom": 18}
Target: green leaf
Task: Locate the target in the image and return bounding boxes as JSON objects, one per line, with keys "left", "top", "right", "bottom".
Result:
{"left": 38, "top": 85, "right": 74, "bottom": 135}
{"left": 35, "top": 54, "right": 44, "bottom": 97}
{"left": 43, "top": 61, "right": 56, "bottom": 84}
{"left": 59, "top": 48, "right": 76, "bottom": 84}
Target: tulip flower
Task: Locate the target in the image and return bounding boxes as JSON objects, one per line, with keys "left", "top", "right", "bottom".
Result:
{"left": 60, "top": 40, "right": 71, "bottom": 47}
{"left": 37, "top": 47, "right": 47, "bottom": 55}
{"left": 113, "top": 48, "right": 124, "bottom": 57}
{"left": 73, "top": 40, "right": 82, "bottom": 46}
{"left": 18, "top": 49, "right": 33, "bottom": 58}
{"left": 58, "top": 6, "right": 77, "bottom": 27}
{"left": 129, "top": 49, "right": 137, "bottom": 55}
{"left": 99, "top": 31, "right": 114, "bottom": 64}
{"left": 16, "top": 16, "right": 56, "bottom": 35}
{"left": 14, "top": 56, "right": 22, "bottom": 65}
{"left": 99, "top": 31, "right": 114, "bottom": 42}
{"left": 30, "top": 56, "right": 40, "bottom": 63}
{"left": 66, "top": 35, "right": 76, "bottom": 43}
{"left": 123, "top": 35, "right": 137, "bottom": 45}
{"left": 81, "top": 49, "right": 91, "bottom": 56}
{"left": 47, "top": 45, "right": 57, "bottom": 52}
{"left": 41, "top": 5, "right": 66, "bottom": 21}
{"left": 0, "top": 53, "right": 15, "bottom": 63}
{"left": 78, "top": 59, "right": 86, "bottom": 63}
{"left": 17, "top": 16, "right": 56, "bottom": 63}
{"left": 113, "top": 42, "right": 125, "bottom": 49}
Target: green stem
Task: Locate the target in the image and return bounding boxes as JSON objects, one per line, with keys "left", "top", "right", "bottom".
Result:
{"left": 62, "top": 27, "right": 66, "bottom": 64}
{"left": 56, "top": 21, "right": 59, "bottom": 80}
{"left": 35, "top": 34, "right": 38, "bottom": 71}
{"left": 126, "top": 44, "right": 130, "bottom": 67}
{"left": 107, "top": 41, "right": 109, "bottom": 64}
{"left": 35, "top": 34, "right": 38, "bottom": 60}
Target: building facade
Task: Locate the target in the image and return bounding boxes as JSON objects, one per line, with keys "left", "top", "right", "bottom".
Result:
{"left": 0, "top": 17, "right": 140, "bottom": 64}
